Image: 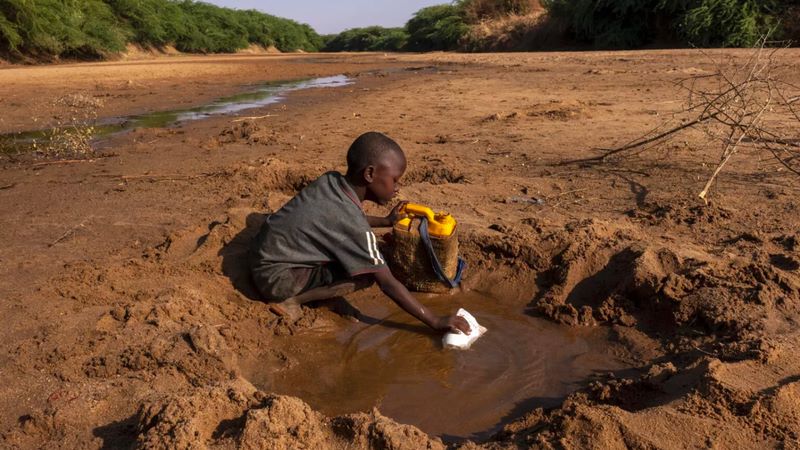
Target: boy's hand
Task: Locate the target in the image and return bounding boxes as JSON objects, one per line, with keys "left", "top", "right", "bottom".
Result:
{"left": 385, "top": 200, "right": 409, "bottom": 225}
{"left": 433, "top": 314, "right": 471, "bottom": 334}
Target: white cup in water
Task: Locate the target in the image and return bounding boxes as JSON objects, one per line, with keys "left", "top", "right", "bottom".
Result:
{"left": 442, "top": 308, "right": 487, "bottom": 350}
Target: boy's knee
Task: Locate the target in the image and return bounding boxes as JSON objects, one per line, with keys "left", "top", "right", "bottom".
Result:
{"left": 352, "top": 274, "right": 375, "bottom": 291}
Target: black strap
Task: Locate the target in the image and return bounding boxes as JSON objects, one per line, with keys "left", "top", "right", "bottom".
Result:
{"left": 418, "top": 216, "right": 465, "bottom": 288}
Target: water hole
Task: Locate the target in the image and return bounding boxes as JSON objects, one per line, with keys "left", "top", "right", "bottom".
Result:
{"left": 0, "top": 75, "right": 352, "bottom": 155}
{"left": 249, "top": 290, "right": 628, "bottom": 442}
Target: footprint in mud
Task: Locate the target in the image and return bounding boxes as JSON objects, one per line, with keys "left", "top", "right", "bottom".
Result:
{"left": 770, "top": 254, "right": 800, "bottom": 271}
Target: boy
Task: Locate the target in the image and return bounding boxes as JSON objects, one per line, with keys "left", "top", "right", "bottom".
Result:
{"left": 249, "top": 131, "right": 469, "bottom": 334}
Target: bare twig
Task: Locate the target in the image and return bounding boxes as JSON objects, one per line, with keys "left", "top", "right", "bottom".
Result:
{"left": 32, "top": 159, "right": 96, "bottom": 167}
{"left": 231, "top": 114, "right": 277, "bottom": 122}
{"left": 567, "top": 36, "right": 799, "bottom": 200}
{"left": 561, "top": 113, "right": 721, "bottom": 165}
{"left": 49, "top": 222, "right": 86, "bottom": 247}
{"left": 699, "top": 101, "right": 771, "bottom": 202}
{"left": 91, "top": 172, "right": 214, "bottom": 182}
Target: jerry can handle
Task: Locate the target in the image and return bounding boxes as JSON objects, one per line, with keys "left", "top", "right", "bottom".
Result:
{"left": 400, "top": 203, "right": 436, "bottom": 223}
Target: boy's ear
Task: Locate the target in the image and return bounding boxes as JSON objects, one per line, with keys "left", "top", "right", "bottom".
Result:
{"left": 364, "top": 165, "right": 375, "bottom": 183}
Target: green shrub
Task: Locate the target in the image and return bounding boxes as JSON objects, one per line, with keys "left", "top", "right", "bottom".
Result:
{"left": 543, "top": 0, "right": 783, "bottom": 48}
{"left": 405, "top": 4, "right": 468, "bottom": 51}
{"left": 174, "top": 1, "right": 248, "bottom": 53}
{"left": 0, "top": 9, "right": 23, "bottom": 52}
{"left": 0, "top": 0, "right": 322, "bottom": 60}
{"left": 323, "top": 26, "right": 408, "bottom": 51}
{"left": 105, "top": 0, "right": 190, "bottom": 47}
{"left": 679, "top": 0, "right": 777, "bottom": 47}
{"left": 0, "top": 0, "right": 126, "bottom": 59}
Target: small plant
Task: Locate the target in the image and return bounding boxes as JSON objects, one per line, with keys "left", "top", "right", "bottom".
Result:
{"left": 33, "top": 94, "right": 104, "bottom": 159}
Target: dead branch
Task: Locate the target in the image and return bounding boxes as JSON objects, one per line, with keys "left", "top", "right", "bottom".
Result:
{"left": 49, "top": 221, "right": 86, "bottom": 247}
{"left": 562, "top": 113, "right": 721, "bottom": 165}
{"left": 91, "top": 172, "right": 214, "bottom": 182}
{"left": 231, "top": 114, "right": 277, "bottom": 122}
{"left": 699, "top": 101, "right": 771, "bottom": 202}
{"left": 32, "top": 159, "right": 96, "bottom": 167}
{"left": 566, "top": 37, "right": 799, "bottom": 200}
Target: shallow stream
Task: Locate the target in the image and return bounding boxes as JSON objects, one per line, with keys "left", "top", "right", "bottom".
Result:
{"left": 253, "top": 290, "right": 627, "bottom": 441}
{"left": 0, "top": 75, "right": 352, "bottom": 154}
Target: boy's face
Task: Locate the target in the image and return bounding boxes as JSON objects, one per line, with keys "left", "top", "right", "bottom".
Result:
{"left": 365, "top": 152, "right": 406, "bottom": 205}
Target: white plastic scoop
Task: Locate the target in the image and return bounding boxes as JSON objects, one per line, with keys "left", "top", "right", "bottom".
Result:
{"left": 442, "top": 308, "right": 487, "bottom": 350}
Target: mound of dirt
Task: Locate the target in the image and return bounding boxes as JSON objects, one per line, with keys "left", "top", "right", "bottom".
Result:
{"left": 133, "top": 382, "right": 444, "bottom": 450}
{"left": 493, "top": 349, "right": 800, "bottom": 448}
{"left": 526, "top": 100, "right": 588, "bottom": 121}
{"left": 217, "top": 121, "right": 280, "bottom": 146}
{"left": 533, "top": 219, "right": 800, "bottom": 347}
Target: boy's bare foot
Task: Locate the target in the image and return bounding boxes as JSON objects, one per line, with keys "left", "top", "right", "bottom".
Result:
{"left": 269, "top": 298, "right": 303, "bottom": 321}
{"left": 268, "top": 277, "right": 374, "bottom": 322}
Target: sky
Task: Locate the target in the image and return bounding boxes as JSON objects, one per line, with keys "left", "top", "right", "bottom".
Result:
{"left": 203, "top": 0, "right": 446, "bottom": 35}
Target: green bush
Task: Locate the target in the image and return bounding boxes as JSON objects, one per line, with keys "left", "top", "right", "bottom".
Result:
{"left": 0, "top": 8, "right": 24, "bottom": 53}
{"left": 0, "top": 0, "right": 322, "bottom": 60}
{"left": 173, "top": 1, "right": 248, "bottom": 53}
{"left": 543, "top": 0, "right": 783, "bottom": 48}
{"left": 323, "top": 26, "right": 408, "bottom": 51}
{"left": 405, "top": 4, "right": 468, "bottom": 51}
{"left": 264, "top": 18, "right": 322, "bottom": 52}
{"left": 105, "top": 0, "right": 190, "bottom": 47}
{"left": 679, "top": 0, "right": 777, "bottom": 47}
{"left": 0, "top": 0, "right": 127, "bottom": 59}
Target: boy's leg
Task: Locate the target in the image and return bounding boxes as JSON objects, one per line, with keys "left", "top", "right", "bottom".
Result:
{"left": 271, "top": 270, "right": 373, "bottom": 320}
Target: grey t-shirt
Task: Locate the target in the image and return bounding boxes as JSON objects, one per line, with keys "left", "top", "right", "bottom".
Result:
{"left": 250, "top": 171, "right": 386, "bottom": 282}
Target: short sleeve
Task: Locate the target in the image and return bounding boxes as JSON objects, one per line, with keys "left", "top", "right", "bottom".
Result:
{"left": 326, "top": 222, "right": 387, "bottom": 276}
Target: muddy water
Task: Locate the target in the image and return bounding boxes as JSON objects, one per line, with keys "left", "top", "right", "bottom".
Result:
{"left": 252, "top": 290, "right": 627, "bottom": 441}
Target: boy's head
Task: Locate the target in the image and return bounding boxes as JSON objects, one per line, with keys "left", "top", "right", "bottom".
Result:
{"left": 346, "top": 132, "right": 406, "bottom": 205}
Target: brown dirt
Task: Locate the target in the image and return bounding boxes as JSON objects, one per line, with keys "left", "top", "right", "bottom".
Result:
{"left": 1, "top": 50, "right": 799, "bottom": 448}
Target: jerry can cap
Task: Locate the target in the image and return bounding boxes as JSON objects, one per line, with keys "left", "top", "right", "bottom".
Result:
{"left": 394, "top": 203, "right": 456, "bottom": 237}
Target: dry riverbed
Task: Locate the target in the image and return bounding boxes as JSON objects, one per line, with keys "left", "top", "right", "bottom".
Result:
{"left": 1, "top": 50, "right": 799, "bottom": 448}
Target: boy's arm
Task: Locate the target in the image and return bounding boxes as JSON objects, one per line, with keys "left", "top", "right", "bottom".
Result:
{"left": 372, "top": 267, "right": 470, "bottom": 334}
{"left": 366, "top": 201, "right": 408, "bottom": 228}
{"left": 366, "top": 215, "right": 392, "bottom": 227}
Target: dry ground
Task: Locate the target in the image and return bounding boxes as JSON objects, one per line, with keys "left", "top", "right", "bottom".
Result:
{"left": 0, "top": 50, "right": 799, "bottom": 448}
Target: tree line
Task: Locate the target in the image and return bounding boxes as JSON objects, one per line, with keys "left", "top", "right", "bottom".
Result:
{"left": 1, "top": 0, "right": 798, "bottom": 61}
{"left": 323, "top": 0, "right": 800, "bottom": 52}
{"left": 0, "top": 0, "right": 322, "bottom": 61}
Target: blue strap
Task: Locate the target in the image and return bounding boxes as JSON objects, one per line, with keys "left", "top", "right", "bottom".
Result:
{"left": 418, "top": 216, "right": 465, "bottom": 288}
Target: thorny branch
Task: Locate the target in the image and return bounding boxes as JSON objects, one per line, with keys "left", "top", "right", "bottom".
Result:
{"left": 567, "top": 37, "right": 800, "bottom": 202}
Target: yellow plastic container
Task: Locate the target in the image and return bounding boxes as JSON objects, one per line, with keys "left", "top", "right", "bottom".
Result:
{"left": 391, "top": 203, "right": 460, "bottom": 293}
{"left": 394, "top": 203, "right": 457, "bottom": 237}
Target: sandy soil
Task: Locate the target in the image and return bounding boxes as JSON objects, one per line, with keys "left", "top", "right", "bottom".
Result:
{"left": 1, "top": 50, "right": 799, "bottom": 448}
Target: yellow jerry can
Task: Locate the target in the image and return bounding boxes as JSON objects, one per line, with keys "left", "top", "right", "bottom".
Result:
{"left": 390, "top": 203, "right": 464, "bottom": 293}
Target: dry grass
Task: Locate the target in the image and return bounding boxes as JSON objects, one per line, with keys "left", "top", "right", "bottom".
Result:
{"left": 462, "top": 10, "right": 554, "bottom": 51}
{"left": 32, "top": 94, "right": 104, "bottom": 159}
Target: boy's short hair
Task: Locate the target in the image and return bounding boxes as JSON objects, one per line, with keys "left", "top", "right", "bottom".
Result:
{"left": 346, "top": 132, "right": 404, "bottom": 175}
